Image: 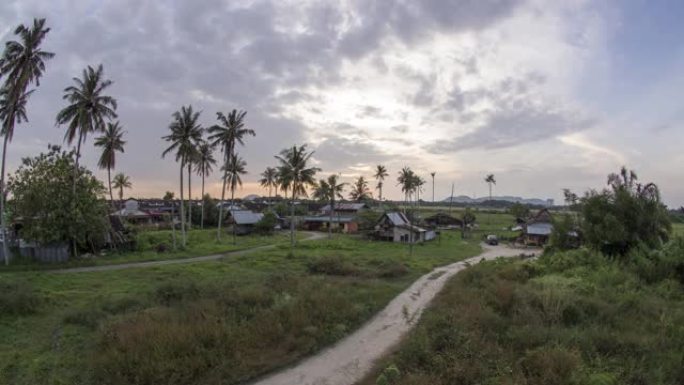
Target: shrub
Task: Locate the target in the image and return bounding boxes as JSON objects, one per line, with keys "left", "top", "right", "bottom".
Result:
{"left": 520, "top": 347, "right": 581, "bottom": 385}
{"left": 254, "top": 211, "right": 278, "bottom": 235}
{"left": 155, "top": 243, "right": 169, "bottom": 253}
{"left": 375, "top": 261, "right": 409, "bottom": 278}
{"left": 63, "top": 307, "right": 107, "bottom": 329}
{"left": 306, "top": 256, "right": 359, "bottom": 276}
{"left": 154, "top": 281, "right": 200, "bottom": 305}
{"left": 0, "top": 282, "right": 40, "bottom": 316}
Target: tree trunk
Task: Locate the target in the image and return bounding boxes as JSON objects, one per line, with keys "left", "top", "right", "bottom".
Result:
{"left": 1, "top": 134, "right": 11, "bottom": 265}
{"left": 290, "top": 187, "right": 296, "bottom": 252}
{"left": 187, "top": 164, "right": 192, "bottom": 231}
{"left": 231, "top": 185, "right": 236, "bottom": 245}
{"left": 171, "top": 201, "right": 177, "bottom": 249}
{"left": 107, "top": 166, "right": 114, "bottom": 210}
{"left": 119, "top": 187, "right": 123, "bottom": 209}
{"left": 179, "top": 162, "right": 186, "bottom": 247}
{"left": 217, "top": 162, "right": 228, "bottom": 240}
{"left": 328, "top": 195, "right": 333, "bottom": 239}
{"left": 71, "top": 135, "right": 83, "bottom": 257}
{"left": 201, "top": 174, "right": 205, "bottom": 229}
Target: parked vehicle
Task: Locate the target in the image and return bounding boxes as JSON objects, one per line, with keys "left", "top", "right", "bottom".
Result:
{"left": 486, "top": 234, "right": 499, "bottom": 245}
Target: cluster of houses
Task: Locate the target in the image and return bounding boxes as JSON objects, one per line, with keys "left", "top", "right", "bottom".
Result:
{"left": 111, "top": 197, "right": 568, "bottom": 247}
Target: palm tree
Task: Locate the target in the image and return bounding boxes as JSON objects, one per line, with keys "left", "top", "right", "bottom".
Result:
{"left": 374, "top": 165, "right": 388, "bottom": 202}
{"left": 185, "top": 135, "right": 203, "bottom": 229}
{"left": 94, "top": 121, "right": 126, "bottom": 208}
{"left": 397, "top": 167, "right": 415, "bottom": 210}
{"left": 112, "top": 173, "right": 132, "bottom": 208}
{"left": 162, "top": 105, "right": 202, "bottom": 248}
{"left": 194, "top": 142, "right": 216, "bottom": 229}
{"left": 207, "top": 109, "right": 255, "bottom": 240}
{"left": 485, "top": 174, "right": 496, "bottom": 201}
{"left": 430, "top": 172, "right": 436, "bottom": 203}
{"left": 313, "top": 174, "right": 345, "bottom": 239}
{"left": 275, "top": 145, "right": 320, "bottom": 251}
{"left": 349, "top": 176, "right": 371, "bottom": 201}
{"left": 0, "top": 18, "right": 53, "bottom": 265}
{"left": 56, "top": 64, "right": 117, "bottom": 197}
{"left": 224, "top": 154, "right": 247, "bottom": 244}
{"left": 259, "top": 167, "right": 278, "bottom": 204}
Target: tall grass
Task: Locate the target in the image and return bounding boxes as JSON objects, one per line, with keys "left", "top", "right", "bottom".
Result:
{"left": 363, "top": 242, "right": 684, "bottom": 385}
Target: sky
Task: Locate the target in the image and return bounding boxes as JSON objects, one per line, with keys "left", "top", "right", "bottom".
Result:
{"left": 1, "top": 0, "right": 683, "bottom": 207}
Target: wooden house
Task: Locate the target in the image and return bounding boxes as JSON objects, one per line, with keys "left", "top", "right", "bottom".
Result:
{"left": 374, "top": 212, "right": 434, "bottom": 243}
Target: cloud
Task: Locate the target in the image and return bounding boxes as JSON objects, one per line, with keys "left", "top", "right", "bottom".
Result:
{"left": 427, "top": 104, "right": 595, "bottom": 153}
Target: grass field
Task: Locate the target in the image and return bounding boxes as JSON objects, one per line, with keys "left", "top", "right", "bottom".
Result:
{"left": 362, "top": 245, "right": 684, "bottom": 385}
{"left": 0, "top": 231, "right": 481, "bottom": 385}
{"left": 0, "top": 228, "right": 304, "bottom": 272}
{"left": 673, "top": 223, "right": 684, "bottom": 237}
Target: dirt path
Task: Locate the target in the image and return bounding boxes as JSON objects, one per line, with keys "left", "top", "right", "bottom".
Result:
{"left": 49, "top": 231, "right": 327, "bottom": 274}
{"left": 252, "top": 244, "right": 541, "bottom": 385}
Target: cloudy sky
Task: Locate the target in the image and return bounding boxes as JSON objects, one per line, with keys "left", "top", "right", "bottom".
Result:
{"left": 1, "top": 0, "right": 683, "bottom": 206}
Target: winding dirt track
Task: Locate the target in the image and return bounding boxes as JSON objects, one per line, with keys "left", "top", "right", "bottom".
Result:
{"left": 48, "top": 231, "right": 327, "bottom": 274}
{"left": 251, "top": 243, "right": 540, "bottom": 385}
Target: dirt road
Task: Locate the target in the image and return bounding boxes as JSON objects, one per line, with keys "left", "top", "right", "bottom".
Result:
{"left": 252, "top": 243, "right": 540, "bottom": 385}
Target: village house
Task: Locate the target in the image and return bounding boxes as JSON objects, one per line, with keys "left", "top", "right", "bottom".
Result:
{"left": 374, "top": 212, "right": 435, "bottom": 243}
{"left": 523, "top": 208, "right": 553, "bottom": 246}
{"left": 301, "top": 202, "right": 369, "bottom": 234}
{"left": 229, "top": 210, "right": 264, "bottom": 235}
{"left": 423, "top": 212, "right": 463, "bottom": 229}
{"left": 111, "top": 199, "right": 165, "bottom": 225}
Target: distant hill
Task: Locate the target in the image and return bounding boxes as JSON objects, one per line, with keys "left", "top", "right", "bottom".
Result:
{"left": 442, "top": 195, "right": 554, "bottom": 207}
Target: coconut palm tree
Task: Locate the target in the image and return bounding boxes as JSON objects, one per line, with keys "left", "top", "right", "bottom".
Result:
{"left": 207, "top": 109, "right": 255, "bottom": 240}
{"left": 259, "top": 167, "right": 278, "bottom": 204}
{"left": 485, "top": 174, "right": 496, "bottom": 201}
{"left": 224, "top": 153, "right": 247, "bottom": 245}
{"left": 112, "top": 173, "right": 132, "bottom": 208}
{"left": 397, "top": 167, "right": 415, "bottom": 210}
{"left": 275, "top": 145, "right": 320, "bottom": 250}
{"left": 56, "top": 64, "right": 117, "bottom": 194}
{"left": 0, "top": 18, "right": 54, "bottom": 265}
{"left": 374, "top": 165, "right": 388, "bottom": 202}
{"left": 313, "top": 174, "right": 345, "bottom": 239}
{"left": 162, "top": 105, "right": 202, "bottom": 248}
{"left": 185, "top": 134, "right": 203, "bottom": 229}
{"left": 94, "top": 121, "right": 126, "bottom": 208}
{"left": 194, "top": 142, "right": 216, "bottom": 229}
{"left": 349, "top": 176, "right": 371, "bottom": 201}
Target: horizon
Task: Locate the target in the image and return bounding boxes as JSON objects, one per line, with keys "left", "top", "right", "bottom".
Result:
{"left": 2, "top": 1, "right": 683, "bottom": 207}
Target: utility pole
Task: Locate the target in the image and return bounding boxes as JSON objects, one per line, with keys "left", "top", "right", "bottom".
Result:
{"left": 448, "top": 183, "right": 454, "bottom": 214}
{"left": 430, "top": 172, "right": 436, "bottom": 204}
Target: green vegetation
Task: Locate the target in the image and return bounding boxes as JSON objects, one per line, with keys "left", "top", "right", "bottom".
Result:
{"left": 0, "top": 231, "right": 480, "bottom": 385}
{"left": 0, "top": 229, "right": 302, "bottom": 271}
{"left": 364, "top": 242, "right": 684, "bottom": 385}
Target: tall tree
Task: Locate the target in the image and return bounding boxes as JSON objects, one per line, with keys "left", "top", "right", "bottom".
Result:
{"left": 349, "top": 176, "right": 371, "bottom": 201}
{"left": 313, "top": 174, "right": 345, "bottom": 239}
{"left": 485, "top": 174, "right": 496, "bottom": 201}
{"left": 223, "top": 154, "right": 247, "bottom": 244}
{"left": 185, "top": 132, "right": 203, "bottom": 229}
{"left": 397, "top": 167, "right": 415, "bottom": 210}
{"left": 112, "top": 173, "right": 132, "bottom": 208}
{"left": 162, "top": 105, "right": 202, "bottom": 248}
{"left": 259, "top": 166, "right": 278, "bottom": 205}
{"left": 194, "top": 142, "right": 216, "bottom": 229}
{"left": 0, "top": 18, "right": 54, "bottom": 265}
{"left": 94, "top": 121, "right": 126, "bottom": 208}
{"left": 275, "top": 145, "right": 320, "bottom": 251}
{"left": 56, "top": 64, "right": 117, "bottom": 194}
{"left": 374, "top": 165, "right": 388, "bottom": 202}
{"left": 207, "top": 109, "right": 254, "bottom": 240}
{"left": 430, "top": 171, "right": 436, "bottom": 203}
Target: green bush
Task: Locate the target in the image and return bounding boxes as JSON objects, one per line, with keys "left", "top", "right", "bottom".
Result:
{"left": 306, "top": 255, "right": 360, "bottom": 276}
{"left": 63, "top": 307, "right": 107, "bottom": 329}
{"left": 254, "top": 211, "right": 278, "bottom": 235}
{"left": 0, "top": 282, "right": 40, "bottom": 316}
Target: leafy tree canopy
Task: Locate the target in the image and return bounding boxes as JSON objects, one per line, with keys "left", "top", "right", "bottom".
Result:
{"left": 7, "top": 145, "right": 109, "bottom": 250}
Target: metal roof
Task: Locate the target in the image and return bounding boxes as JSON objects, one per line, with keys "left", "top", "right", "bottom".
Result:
{"left": 526, "top": 223, "right": 553, "bottom": 236}
{"left": 321, "top": 202, "right": 368, "bottom": 212}
{"left": 302, "top": 216, "right": 355, "bottom": 223}
{"left": 385, "top": 212, "right": 409, "bottom": 226}
{"left": 231, "top": 210, "right": 264, "bottom": 225}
